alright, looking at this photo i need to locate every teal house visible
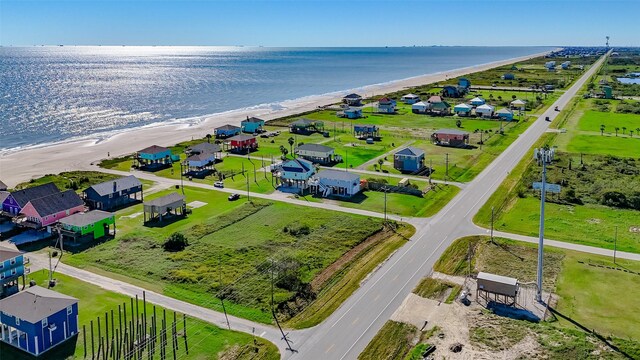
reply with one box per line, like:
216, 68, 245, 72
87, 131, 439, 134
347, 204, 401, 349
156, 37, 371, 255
135, 145, 178, 170
496, 108, 514, 121
0, 242, 24, 299
241, 117, 265, 134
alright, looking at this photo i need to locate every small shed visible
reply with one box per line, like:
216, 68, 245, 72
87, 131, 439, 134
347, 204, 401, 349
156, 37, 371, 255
411, 101, 431, 114
58, 210, 115, 243
143, 193, 186, 224
476, 272, 518, 305
0, 286, 79, 356
475, 104, 495, 118
470, 97, 485, 106
454, 103, 472, 116
401, 93, 420, 104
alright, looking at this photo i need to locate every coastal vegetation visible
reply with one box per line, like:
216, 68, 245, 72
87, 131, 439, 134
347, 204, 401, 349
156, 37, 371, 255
62, 186, 413, 326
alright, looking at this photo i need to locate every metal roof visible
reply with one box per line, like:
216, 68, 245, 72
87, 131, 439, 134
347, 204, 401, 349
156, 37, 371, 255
243, 117, 264, 123
9, 183, 61, 208
144, 193, 185, 207
228, 134, 255, 142
0, 180, 6, 190
186, 152, 215, 162
216, 124, 240, 131
396, 146, 425, 157
0, 242, 21, 262
343, 93, 362, 99
281, 158, 314, 173
59, 210, 114, 228
433, 128, 470, 136
0, 286, 77, 323
86, 175, 142, 197
138, 145, 170, 154
497, 108, 513, 114
188, 142, 221, 154
291, 118, 318, 126
296, 143, 334, 153
28, 190, 84, 217
317, 169, 360, 182
476, 104, 495, 110
402, 93, 419, 98
477, 272, 518, 286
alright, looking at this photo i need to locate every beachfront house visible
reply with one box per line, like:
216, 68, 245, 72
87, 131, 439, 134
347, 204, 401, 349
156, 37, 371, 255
309, 170, 361, 198
1, 183, 60, 217
338, 107, 362, 119
561, 61, 571, 70
545, 61, 556, 71
458, 78, 471, 89
0, 286, 79, 356
274, 158, 316, 194
135, 145, 177, 171
58, 210, 115, 243
401, 93, 420, 104
342, 93, 363, 106
431, 129, 470, 148
412, 101, 431, 114
377, 97, 396, 113
430, 101, 451, 115
290, 119, 324, 135
502, 73, 515, 80
241, 117, 265, 134
0, 242, 24, 299
475, 104, 495, 118
394, 147, 425, 173
15, 190, 84, 231
441, 85, 463, 98
226, 134, 258, 154
510, 99, 526, 110
454, 103, 472, 116
83, 175, 143, 211
295, 144, 340, 165
354, 124, 380, 139
496, 108, 514, 121
214, 124, 241, 139
143, 193, 186, 224
470, 97, 485, 107
184, 152, 217, 176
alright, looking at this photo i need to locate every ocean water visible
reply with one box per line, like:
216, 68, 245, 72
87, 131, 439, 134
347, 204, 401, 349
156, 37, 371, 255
0, 46, 553, 151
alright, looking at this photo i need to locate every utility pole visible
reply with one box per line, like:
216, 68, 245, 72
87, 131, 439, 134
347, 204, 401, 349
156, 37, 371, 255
179, 162, 184, 195
383, 187, 388, 224
246, 176, 250, 202
445, 153, 449, 184
535, 147, 551, 303
490, 207, 495, 243
429, 159, 433, 185
270, 258, 295, 353
219, 254, 230, 330
614, 225, 618, 264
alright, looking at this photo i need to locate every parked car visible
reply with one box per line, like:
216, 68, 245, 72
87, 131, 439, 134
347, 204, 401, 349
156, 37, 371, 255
545, 116, 551, 121
554, 106, 560, 111
366, 137, 374, 144
228, 193, 240, 201
214, 181, 224, 188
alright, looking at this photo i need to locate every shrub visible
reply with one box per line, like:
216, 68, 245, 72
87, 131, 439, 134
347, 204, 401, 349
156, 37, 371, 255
163, 232, 189, 252
601, 191, 628, 208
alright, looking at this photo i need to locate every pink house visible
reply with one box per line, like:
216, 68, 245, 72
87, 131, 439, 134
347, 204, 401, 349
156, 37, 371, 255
19, 190, 85, 229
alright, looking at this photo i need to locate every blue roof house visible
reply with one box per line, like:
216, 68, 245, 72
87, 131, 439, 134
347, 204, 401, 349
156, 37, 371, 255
453, 103, 472, 116
458, 78, 471, 89
339, 107, 362, 119
470, 97, 486, 106
394, 147, 426, 173
441, 85, 462, 98
275, 158, 316, 194
241, 117, 265, 134
0, 286, 79, 356
502, 73, 516, 80
0, 242, 24, 299
214, 124, 241, 138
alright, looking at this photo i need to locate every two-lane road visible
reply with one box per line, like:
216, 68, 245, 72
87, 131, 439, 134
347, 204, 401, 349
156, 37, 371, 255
286, 54, 607, 359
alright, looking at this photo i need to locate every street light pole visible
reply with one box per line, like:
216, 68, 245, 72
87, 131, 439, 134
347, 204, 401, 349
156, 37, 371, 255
614, 225, 618, 264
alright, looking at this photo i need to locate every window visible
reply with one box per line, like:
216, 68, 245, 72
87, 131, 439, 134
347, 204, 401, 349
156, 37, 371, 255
42, 318, 48, 328
0, 273, 4, 279
10, 258, 16, 265
15, 317, 20, 325
67, 306, 73, 315
11, 269, 16, 275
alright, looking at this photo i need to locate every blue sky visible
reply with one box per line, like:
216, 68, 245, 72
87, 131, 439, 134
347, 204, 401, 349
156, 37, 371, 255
1, 0, 638, 47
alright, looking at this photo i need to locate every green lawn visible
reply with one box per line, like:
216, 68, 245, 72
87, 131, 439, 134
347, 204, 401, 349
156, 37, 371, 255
412, 278, 460, 304
566, 134, 640, 158
358, 321, 421, 360
18, 270, 279, 360
496, 197, 640, 253
62, 185, 403, 326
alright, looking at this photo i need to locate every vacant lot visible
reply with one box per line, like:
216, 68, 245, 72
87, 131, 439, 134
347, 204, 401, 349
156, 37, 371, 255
63, 186, 411, 326
15, 270, 279, 360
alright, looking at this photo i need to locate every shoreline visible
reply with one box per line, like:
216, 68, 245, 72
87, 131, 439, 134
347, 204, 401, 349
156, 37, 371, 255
0, 50, 552, 187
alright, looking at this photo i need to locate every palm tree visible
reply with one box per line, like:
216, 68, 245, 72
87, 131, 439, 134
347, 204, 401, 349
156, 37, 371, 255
615, 127, 620, 137
456, 119, 462, 128
205, 133, 212, 143
622, 127, 627, 135
378, 158, 384, 171
287, 137, 295, 155
630, 130, 634, 137
373, 164, 378, 171
600, 124, 605, 135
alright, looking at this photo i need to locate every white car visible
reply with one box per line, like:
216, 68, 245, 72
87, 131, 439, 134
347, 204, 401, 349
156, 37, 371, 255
214, 181, 224, 188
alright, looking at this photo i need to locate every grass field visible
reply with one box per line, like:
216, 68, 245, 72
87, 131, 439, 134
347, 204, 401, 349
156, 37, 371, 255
358, 321, 421, 360
61, 185, 410, 326
11, 270, 279, 360
412, 278, 460, 304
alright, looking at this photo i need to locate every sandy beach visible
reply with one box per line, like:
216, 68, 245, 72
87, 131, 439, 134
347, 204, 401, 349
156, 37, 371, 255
0, 50, 550, 187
